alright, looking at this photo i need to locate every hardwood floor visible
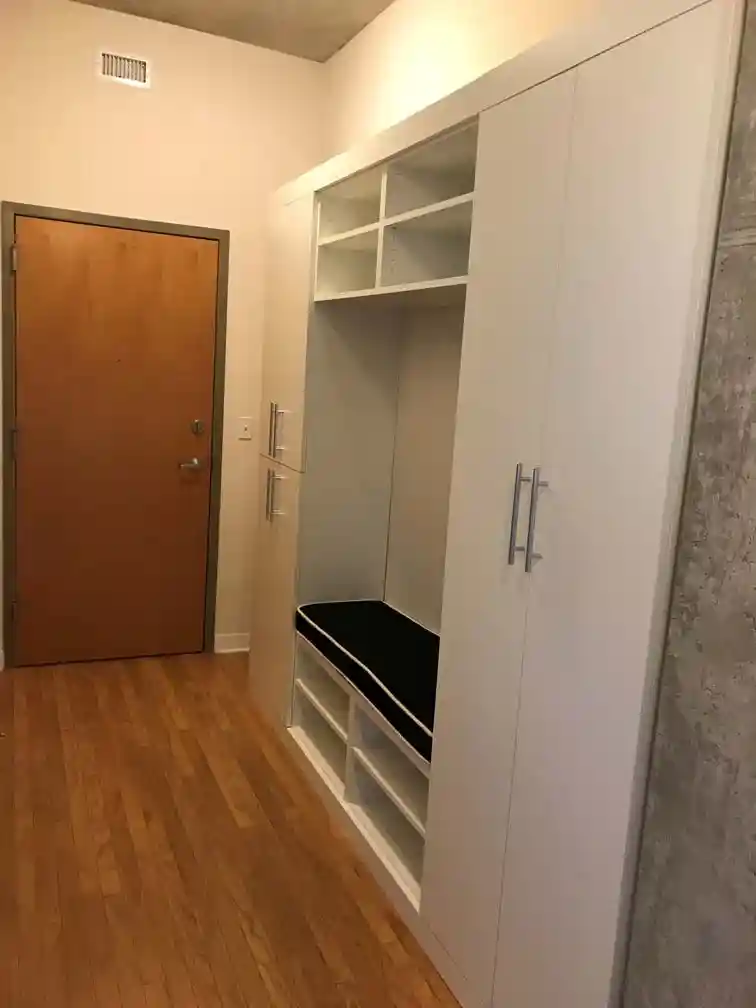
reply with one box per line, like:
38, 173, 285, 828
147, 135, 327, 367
0, 653, 459, 1007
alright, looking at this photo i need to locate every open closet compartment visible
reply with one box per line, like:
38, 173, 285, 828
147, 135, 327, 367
291, 296, 464, 905
290, 123, 476, 905
314, 122, 477, 302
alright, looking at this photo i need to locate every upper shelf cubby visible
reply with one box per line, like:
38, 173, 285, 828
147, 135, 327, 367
314, 120, 478, 305
315, 228, 379, 299
380, 196, 473, 287
384, 124, 478, 218
318, 167, 384, 239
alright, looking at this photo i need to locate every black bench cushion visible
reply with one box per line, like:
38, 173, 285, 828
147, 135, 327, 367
295, 600, 439, 762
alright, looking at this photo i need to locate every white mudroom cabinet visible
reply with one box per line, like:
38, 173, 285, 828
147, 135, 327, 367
248, 2, 743, 1007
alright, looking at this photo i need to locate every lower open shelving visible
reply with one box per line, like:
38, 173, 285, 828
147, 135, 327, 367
288, 631, 433, 908
352, 741, 428, 836
290, 687, 347, 797
347, 762, 425, 903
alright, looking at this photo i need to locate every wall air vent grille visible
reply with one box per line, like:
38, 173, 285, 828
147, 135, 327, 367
100, 52, 149, 88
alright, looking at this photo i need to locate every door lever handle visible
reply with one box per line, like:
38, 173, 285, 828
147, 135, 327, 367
178, 457, 203, 471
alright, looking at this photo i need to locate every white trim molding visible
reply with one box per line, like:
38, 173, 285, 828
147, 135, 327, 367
214, 633, 250, 654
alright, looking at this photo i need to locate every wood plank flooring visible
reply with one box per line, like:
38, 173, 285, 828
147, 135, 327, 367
0, 653, 459, 1008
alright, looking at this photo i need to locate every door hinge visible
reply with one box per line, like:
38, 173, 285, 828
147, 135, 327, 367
10, 427, 18, 461
9, 600, 17, 624
9, 244, 18, 274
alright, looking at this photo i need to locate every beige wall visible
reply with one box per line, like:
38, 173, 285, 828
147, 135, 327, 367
325, 0, 600, 152
0, 0, 326, 645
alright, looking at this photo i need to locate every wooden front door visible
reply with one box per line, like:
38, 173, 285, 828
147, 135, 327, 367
10, 215, 221, 666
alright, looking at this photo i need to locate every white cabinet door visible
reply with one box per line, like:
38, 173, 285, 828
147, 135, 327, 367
421, 71, 577, 1008
493, 6, 736, 1008
260, 194, 314, 473
248, 460, 300, 726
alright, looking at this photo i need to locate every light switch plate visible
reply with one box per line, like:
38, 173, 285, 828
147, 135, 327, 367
238, 417, 253, 441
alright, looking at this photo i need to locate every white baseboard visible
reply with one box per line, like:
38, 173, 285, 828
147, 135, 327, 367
214, 633, 250, 654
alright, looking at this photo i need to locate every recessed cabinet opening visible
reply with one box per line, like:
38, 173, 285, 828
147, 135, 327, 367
298, 298, 464, 642
293, 294, 463, 899
291, 121, 475, 913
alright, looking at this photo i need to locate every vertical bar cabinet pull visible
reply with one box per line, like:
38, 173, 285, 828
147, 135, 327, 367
264, 468, 273, 522
269, 472, 286, 520
524, 466, 549, 573
508, 463, 529, 565
268, 402, 277, 457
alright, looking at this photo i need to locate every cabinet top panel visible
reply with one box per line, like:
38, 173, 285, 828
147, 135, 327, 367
277, 0, 725, 206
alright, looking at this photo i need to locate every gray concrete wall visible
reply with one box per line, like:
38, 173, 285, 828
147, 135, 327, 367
624, 5, 756, 1006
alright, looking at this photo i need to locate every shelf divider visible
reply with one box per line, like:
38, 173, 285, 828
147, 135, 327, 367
317, 221, 381, 248
382, 191, 473, 229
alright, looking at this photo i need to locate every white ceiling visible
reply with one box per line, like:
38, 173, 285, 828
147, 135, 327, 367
72, 0, 395, 61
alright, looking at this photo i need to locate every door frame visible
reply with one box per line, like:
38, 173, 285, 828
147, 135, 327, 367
0, 202, 230, 666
